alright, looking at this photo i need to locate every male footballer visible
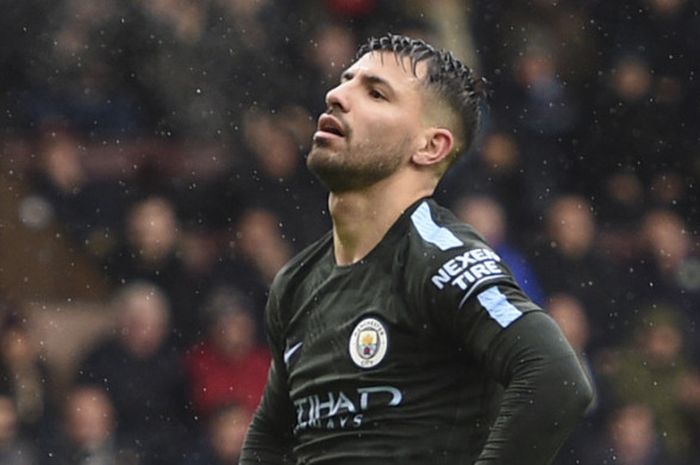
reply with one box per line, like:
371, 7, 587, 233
240, 33, 593, 465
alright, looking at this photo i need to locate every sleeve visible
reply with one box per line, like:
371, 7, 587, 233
239, 285, 296, 465
424, 246, 593, 465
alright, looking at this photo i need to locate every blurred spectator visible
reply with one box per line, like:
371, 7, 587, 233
0, 311, 54, 439
595, 173, 647, 293
598, 171, 646, 233
230, 208, 294, 286
582, 404, 678, 465
548, 293, 591, 357
437, 130, 536, 233
533, 195, 626, 344
300, 21, 359, 113
21, 0, 147, 134
31, 128, 127, 248
184, 286, 270, 418
0, 395, 37, 465
547, 293, 601, 465
182, 402, 252, 465
45, 385, 140, 465
641, 210, 692, 274
547, 293, 597, 412
592, 0, 698, 119
452, 194, 545, 304
238, 108, 328, 249
0, 0, 59, 132
649, 171, 688, 212
76, 282, 190, 465
512, 46, 578, 137
634, 209, 700, 354
105, 196, 203, 344
316, 0, 416, 39
599, 306, 700, 463
136, 0, 225, 138
472, 0, 595, 198
211, 207, 294, 326
585, 54, 661, 181
116, 196, 180, 271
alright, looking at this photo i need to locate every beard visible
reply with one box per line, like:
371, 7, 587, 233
306, 135, 410, 193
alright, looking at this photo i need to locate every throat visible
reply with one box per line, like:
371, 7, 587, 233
327, 174, 435, 266
329, 191, 400, 266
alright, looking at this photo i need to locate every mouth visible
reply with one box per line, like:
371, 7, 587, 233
315, 114, 346, 139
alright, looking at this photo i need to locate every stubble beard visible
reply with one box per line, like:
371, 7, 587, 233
306, 137, 409, 193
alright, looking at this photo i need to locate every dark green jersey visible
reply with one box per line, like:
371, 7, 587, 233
241, 198, 592, 465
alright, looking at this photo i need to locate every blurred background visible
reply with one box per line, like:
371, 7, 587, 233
0, 0, 699, 464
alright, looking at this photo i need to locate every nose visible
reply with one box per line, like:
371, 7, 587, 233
325, 81, 350, 113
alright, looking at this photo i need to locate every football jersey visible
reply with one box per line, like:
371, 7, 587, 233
242, 197, 587, 465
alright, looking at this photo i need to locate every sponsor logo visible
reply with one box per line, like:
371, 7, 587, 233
431, 248, 505, 292
283, 341, 303, 366
293, 386, 402, 432
349, 318, 388, 368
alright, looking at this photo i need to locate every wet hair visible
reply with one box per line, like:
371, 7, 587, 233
356, 33, 488, 160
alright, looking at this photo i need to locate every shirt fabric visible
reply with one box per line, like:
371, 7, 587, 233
241, 198, 592, 465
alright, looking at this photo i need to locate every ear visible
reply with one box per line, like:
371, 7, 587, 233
412, 128, 454, 167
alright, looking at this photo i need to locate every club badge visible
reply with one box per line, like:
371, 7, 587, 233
349, 317, 388, 369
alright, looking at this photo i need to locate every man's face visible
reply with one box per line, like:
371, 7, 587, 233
307, 51, 427, 192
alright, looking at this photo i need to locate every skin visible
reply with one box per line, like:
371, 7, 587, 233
307, 51, 455, 266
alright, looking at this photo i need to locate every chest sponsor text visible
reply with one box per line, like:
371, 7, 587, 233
293, 385, 402, 433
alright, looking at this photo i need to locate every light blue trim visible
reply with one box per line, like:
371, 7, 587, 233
476, 287, 523, 328
458, 275, 507, 308
410, 202, 463, 251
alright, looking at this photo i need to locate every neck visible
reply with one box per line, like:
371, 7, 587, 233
329, 175, 434, 266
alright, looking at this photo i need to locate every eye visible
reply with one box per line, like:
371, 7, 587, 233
369, 89, 386, 100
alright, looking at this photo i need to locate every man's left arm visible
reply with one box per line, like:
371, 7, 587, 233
467, 288, 594, 464
417, 235, 593, 463
428, 274, 593, 465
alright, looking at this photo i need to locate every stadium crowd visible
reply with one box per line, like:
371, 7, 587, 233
0, 0, 699, 464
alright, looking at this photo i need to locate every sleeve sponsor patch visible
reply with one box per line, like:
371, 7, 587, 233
431, 248, 507, 300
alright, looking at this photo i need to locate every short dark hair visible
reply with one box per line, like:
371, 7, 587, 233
356, 33, 488, 158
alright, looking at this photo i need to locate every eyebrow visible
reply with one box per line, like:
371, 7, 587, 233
341, 71, 395, 93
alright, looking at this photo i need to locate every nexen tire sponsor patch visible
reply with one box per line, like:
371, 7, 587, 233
431, 248, 506, 294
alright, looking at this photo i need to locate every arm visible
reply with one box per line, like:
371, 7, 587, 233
239, 359, 296, 464
473, 309, 593, 464
240, 286, 296, 465
416, 225, 592, 463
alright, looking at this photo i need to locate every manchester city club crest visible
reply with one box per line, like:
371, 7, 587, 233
349, 317, 388, 368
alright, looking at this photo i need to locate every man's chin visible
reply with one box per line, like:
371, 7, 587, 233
307, 149, 361, 192
307, 149, 340, 189
306, 145, 400, 193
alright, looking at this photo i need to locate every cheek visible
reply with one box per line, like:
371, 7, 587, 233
357, 113, 416, 146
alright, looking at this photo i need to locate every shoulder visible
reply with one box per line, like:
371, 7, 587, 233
407, 199, 490, 252
265, 231, 333, 337
269, 230, 333, 298
405, 198, 500, 270
403, 199, 516, 303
